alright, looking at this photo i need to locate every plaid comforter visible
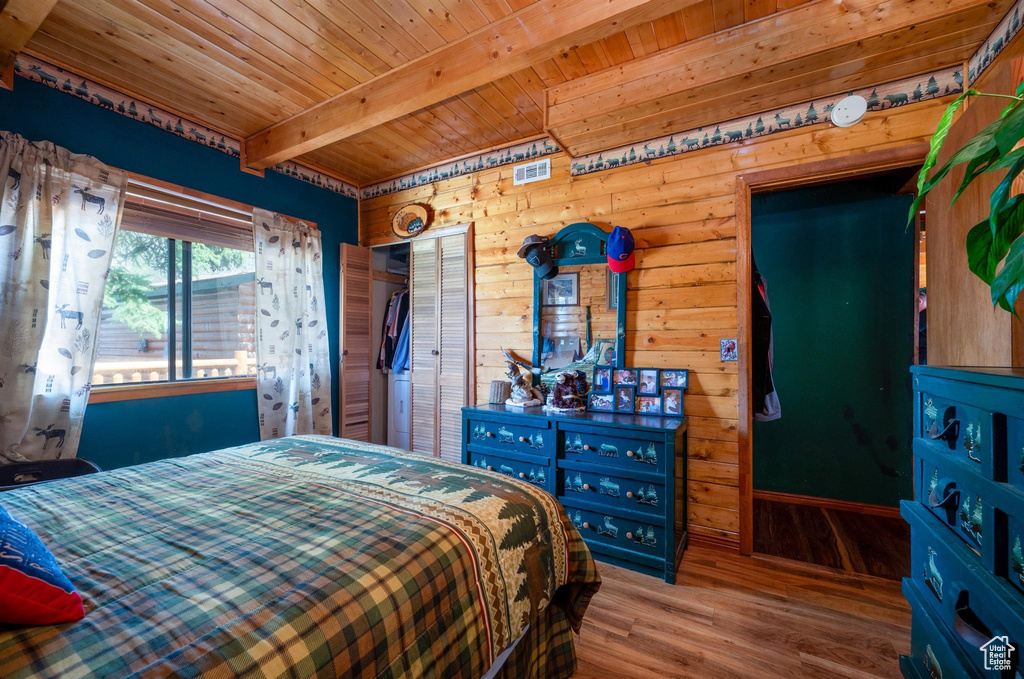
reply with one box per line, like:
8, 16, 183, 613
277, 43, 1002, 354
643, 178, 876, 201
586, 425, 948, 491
0, 436, 600, 678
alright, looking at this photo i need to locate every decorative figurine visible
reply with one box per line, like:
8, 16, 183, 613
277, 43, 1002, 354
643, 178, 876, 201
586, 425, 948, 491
545, 370, 588, 412
501, 348, 544, 408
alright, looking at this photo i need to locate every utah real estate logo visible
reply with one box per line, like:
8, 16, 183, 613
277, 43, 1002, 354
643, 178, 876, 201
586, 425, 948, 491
980, 635, 1016, 671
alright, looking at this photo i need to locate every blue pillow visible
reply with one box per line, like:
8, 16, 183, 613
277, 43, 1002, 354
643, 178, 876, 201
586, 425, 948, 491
0, 504, 84, 625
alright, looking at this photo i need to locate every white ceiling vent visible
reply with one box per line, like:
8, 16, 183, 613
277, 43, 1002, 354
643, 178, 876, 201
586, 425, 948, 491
513, 158, 551, 186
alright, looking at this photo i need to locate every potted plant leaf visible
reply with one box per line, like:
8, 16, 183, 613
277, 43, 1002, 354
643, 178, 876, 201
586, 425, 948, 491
910, 82, 1024, 315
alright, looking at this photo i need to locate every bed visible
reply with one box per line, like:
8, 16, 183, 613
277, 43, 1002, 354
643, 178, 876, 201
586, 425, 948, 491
0, 435, 601, 678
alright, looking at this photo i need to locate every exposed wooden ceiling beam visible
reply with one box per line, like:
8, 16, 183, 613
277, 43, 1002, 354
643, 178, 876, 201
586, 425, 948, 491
0, 0, 60, 90
243, 0, 702, 169
545, 0, 1005, 157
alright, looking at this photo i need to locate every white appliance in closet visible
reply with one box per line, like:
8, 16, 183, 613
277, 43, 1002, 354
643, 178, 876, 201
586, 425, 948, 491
387, 370, 410, 450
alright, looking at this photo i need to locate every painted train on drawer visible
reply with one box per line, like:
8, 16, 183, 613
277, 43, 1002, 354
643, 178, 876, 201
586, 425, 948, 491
901, 367, 1024, 678
463, 404, 687, 582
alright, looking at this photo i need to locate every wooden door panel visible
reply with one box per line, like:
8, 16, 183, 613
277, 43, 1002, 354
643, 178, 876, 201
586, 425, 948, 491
339, 243, 372, 441
410, 238, 439, 455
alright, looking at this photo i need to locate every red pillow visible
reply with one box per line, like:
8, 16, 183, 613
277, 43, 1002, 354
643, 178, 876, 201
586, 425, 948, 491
0, 504, 84, 625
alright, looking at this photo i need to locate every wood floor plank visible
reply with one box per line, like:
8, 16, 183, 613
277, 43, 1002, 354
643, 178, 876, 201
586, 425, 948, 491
574, 547, 908, 679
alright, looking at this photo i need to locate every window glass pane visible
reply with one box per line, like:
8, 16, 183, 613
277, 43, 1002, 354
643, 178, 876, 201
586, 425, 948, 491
190, 243, 256, 379
95, 230, 171, 385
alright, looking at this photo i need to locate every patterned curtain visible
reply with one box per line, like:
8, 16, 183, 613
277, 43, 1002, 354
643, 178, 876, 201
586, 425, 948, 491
252, 208, 332, 439
0, 132, 126, 462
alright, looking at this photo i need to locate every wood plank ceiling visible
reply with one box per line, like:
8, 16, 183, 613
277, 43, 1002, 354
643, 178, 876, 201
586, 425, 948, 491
21, 0, 994, 186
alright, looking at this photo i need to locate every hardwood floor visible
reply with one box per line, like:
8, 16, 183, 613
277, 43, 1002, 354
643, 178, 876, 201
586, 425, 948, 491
574, 546, 909, 679
753, 498, 911, 580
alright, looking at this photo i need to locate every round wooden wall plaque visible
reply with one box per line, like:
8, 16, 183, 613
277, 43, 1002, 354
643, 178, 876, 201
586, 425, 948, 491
391, 204, 429, 239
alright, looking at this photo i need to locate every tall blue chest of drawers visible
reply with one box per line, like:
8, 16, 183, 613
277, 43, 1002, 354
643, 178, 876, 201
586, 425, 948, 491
462, 404, 688, 583
902, 366, 1024, 678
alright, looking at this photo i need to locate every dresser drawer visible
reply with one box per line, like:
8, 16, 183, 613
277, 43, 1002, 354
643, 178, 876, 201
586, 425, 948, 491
567, 505, 664, 560
467, 450, 552, 493
918, 455, 985, 555
558, 426, 665, 473
905, 501, 1024, 676
917, 391, 994, 474
557, 466, 664, 519
903, 578, 986, 679
467, 417, 551, 456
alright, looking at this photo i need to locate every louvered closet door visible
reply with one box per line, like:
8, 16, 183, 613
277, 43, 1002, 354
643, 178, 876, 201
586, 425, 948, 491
410, 238, 439, 456
339, 244, 372, 441
437, 234, 468, 463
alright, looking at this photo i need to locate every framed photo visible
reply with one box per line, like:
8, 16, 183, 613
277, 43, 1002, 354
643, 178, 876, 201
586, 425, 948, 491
542, 272, 579, 306
662, 388, 683, 416
614, 385, 635, 412
613, 368, 637, 386
660, 369, 689, 390
593, 365, 613, 393
606, 269, 619, 310
589, 392, 614, 412
637, 368, 659, 395
636, 395, 662, 414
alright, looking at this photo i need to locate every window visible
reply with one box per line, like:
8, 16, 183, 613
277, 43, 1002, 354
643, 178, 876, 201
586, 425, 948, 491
93, 186, 257, 388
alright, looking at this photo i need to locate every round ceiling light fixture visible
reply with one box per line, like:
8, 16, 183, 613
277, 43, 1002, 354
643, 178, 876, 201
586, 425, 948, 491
831, 95, 869, 128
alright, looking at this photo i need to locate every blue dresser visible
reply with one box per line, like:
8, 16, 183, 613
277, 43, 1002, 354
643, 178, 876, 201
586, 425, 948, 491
902, 367, 1024, 678
462, 404, 688, 582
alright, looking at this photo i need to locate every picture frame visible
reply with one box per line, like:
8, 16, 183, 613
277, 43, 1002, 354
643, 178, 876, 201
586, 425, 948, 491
592, 365, 613, 393
614, 385, 636, 412
588, 392, 614, 412
636, 395, 662, 415
660, 369, 689, 390
637, 368, 659, 395
662, 388, 683, 416
542, 272, 579, 306
606, 269, 619, 310
613, 367, 637, 386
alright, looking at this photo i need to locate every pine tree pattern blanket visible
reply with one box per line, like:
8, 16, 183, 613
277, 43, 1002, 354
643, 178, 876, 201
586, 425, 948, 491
0, 435, 601, 678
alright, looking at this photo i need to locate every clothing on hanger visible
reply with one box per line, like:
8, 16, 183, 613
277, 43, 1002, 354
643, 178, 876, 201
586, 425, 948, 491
392, 314, 410, 373
378, 288, 409, 371
752, 257, 781, 421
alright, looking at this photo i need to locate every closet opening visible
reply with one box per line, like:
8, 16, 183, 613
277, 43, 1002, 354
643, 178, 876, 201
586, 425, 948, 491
746, 168, 922, 580
370, 243, 411, 449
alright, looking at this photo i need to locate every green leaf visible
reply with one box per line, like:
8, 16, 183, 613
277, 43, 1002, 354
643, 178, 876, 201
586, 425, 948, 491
908, 89, 978, 225
990, 150, 1024, 235
991, 233, 1024, 314
952, 147, 1001, 204
967, 194, 1024, 284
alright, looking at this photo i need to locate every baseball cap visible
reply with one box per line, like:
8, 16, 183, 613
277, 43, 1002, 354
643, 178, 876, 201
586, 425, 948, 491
607, 226, 635, 273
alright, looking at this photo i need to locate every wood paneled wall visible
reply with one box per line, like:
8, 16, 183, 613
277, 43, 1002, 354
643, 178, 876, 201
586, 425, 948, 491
928, 40, 1024, 366
360, 98, 949, 545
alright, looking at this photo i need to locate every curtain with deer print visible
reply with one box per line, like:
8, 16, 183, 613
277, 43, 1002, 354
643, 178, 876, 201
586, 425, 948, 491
252, 208, 332, 439
0, 132, 126, 463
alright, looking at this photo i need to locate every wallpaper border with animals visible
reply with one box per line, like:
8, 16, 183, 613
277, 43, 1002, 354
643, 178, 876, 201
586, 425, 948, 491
359, 136, 561, 200
568, 66, 964, 177
13, 54, 359, 201
968, 0, 1023, 84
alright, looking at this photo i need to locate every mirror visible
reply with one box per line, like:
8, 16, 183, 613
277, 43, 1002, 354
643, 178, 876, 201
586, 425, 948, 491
539, 265, 617, 370
531, 223, 627, 383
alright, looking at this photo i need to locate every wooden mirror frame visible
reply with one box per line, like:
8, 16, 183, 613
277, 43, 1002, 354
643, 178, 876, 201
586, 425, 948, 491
531, 222, 627, 376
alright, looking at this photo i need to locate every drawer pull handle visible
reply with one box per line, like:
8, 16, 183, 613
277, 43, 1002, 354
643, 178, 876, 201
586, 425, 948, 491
626, 450, 634, 457
582, 483, 590, 491
626, 491, 634, 499
582, 522, 590, 529
626, 532, 634, 540
518, 436, 526, 442
519, 472, 526, 479
486, 432, 494, 438
486, 465, 493, 471
583, 444, 591, 451
928, 478, 960, 510
927, 418, 959, 444
953, 590, 992, 649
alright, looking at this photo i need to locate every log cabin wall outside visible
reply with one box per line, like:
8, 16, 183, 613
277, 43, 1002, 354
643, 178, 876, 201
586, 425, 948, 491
358, 97, 950, 547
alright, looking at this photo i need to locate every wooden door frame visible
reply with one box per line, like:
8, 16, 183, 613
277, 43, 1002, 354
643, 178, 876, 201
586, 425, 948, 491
736, 143, 929, 555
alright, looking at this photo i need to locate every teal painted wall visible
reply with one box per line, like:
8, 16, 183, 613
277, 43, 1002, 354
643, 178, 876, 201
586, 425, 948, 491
751, 177, 915, 507
0, 78, 358, 471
